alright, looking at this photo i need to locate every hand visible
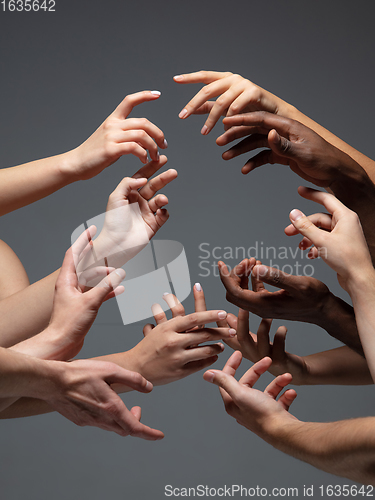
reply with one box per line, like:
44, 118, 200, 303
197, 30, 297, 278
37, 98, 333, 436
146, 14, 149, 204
173, 70, 293, 135
43, 359, 164, 439
218, 258, 331, 324
126, 288, 236, 386
80, 159, 177, 272
285, 186, 374, 291
203, 351, 297, 436
11, 226, 126, 361
224, 310, 309, 385
217, 111, 366, 185
70, 91, 168, 180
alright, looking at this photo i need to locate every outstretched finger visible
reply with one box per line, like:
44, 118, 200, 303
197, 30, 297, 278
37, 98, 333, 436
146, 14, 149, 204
278, 389, 297, 411
239, 356, 273, 388
151, 303, 168, 324
132, 155, 168, 180
112, 91, 162, 119
264, 373, 293, 400
163, 293, 185, 318
138, 169, 178, 201
251, 259, 266, 292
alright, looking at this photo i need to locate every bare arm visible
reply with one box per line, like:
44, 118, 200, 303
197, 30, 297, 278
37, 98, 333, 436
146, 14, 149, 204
205, 352, 375, 485
0, 91, 167, 216
174, 70, 375, 181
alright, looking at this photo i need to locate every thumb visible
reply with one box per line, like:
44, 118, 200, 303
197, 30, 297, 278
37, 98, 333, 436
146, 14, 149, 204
268, 129, 295, 158
289, 208, 324, 246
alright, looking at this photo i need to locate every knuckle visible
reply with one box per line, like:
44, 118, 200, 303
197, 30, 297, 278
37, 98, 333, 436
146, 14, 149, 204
188, 313, 198, 324
216, 95, 227, 108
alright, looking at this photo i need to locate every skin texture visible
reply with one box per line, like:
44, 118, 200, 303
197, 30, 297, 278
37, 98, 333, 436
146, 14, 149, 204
0, 287, 233, 418
224, 310, 372, 386
174, 70, 375, 180
0, 159, 174, 348
218, 257, 363, 354
78, 158, 177, 272
204, 351, 375, 485
0, 346, 162, 439
217, 111, 375, 262
0, 91, 167, 216
285, 187, 375, 382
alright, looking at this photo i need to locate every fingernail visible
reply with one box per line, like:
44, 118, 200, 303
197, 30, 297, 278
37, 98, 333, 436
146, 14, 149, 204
179, 109, 188, 119
163, 292, 169, 296
173, 75, 184, 81
218, 311, 227, 320
163, 139, 168, 148
156, 151, 160, 160
254, 265, 268, 277
201, 125, 208, 135
229, 328, 236, 337
146, 381, 153, 391
195, 282, 202, 292
115, 269, 126, 280
205, 371, 215, 383
290, 209, 304, 221
219, 343, 225, 351
151, 90, 161, 96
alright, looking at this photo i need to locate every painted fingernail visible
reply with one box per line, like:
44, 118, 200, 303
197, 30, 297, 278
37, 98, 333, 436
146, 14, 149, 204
229, 328, 236, 337
205, 371, 215, 382
290, 209, 304, 221
201, 125, 209, 135
195, 282, 202, 292
179, 109, 188, 119
173, 75, 184, 81
163, 139, 168, 148
218, 311, 227, 320
151, 90, 161, 96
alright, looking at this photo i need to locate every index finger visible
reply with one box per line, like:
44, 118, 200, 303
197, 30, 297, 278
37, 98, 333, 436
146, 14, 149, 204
219, 350, 243, 405
112, 91, 162, 119
105, 368, 153, 393
173, 70, 232, 85
171, 310, 228, 332
297, 186, 349, 218
222, 111, 292, 135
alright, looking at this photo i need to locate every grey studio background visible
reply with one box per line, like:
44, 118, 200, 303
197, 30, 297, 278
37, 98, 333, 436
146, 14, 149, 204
1, 1, 375, 499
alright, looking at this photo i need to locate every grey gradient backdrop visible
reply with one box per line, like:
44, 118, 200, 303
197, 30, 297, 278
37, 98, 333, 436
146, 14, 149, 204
1, 1, 375, 499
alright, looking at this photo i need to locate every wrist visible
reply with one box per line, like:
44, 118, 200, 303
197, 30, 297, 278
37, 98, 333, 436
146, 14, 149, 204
53, 149, 83, 184
330, 159, 374, 205
258, 412, 301, 445
346, 267, 375, 299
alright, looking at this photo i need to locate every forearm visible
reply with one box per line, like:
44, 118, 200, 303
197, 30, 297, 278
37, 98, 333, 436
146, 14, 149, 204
0, 351, 136, 419
0, 269, 59, 347
347, 274, 375, 383
316, 292, 363, 354
302, 346, 372, 386
0, 152, 77, 216
262, 417, 375, 485
287, 107, 375, 181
